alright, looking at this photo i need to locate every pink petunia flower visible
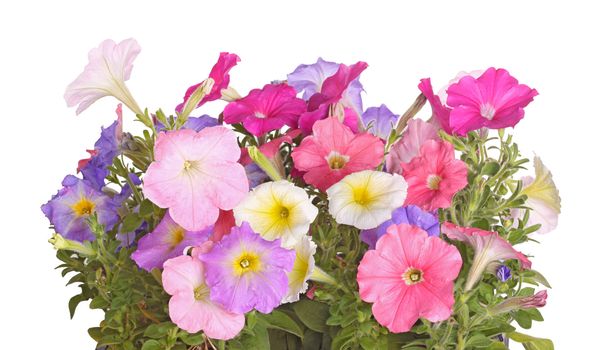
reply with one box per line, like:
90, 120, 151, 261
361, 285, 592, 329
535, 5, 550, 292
162, 243, 245, 339
401, 140, 467, 211
65, 38, 142, 115
386, 118, 439, 175
442, 222, 532, 291
418, 78, 453, 134
357, 224, 462, 333
223, 83, 306, 136
446, 67, 538, 135
292, 117, 384, 192
143, 127, 249, 231
176, 52, 240, 113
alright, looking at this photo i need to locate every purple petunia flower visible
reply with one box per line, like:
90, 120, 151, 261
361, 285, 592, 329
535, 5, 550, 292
496, 265, 512, 282
360, 205, 440, 249
131, 212, 211, 271
361, 104, 400, 140
199, 222, 295, 314
41, 175, 120, 242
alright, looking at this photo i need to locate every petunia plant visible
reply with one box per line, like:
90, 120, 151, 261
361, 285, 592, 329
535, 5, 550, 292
43, 38, 560, 350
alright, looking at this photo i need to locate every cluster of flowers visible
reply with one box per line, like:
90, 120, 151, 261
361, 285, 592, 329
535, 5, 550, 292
43, 38, 560, 347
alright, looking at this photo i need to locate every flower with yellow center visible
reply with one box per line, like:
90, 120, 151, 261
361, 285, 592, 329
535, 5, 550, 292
71, 197, 96, 217
234, 180, 318, 248
282, 235, 317, 303
327, 170, 408, 230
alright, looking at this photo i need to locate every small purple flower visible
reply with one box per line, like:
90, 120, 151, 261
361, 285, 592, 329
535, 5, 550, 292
496, 265, 512, 282
361, 104, 400, 140
41, 175, 120, 242
199, 222, 295, 314
360, 205, 440, 249
131, 212, 211, 271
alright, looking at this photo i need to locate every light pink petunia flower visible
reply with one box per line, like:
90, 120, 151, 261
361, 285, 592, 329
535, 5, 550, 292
442, 222, 532, 291
292, 117, 384, 192
401, 140, 467, 211
357, 224, 462, 333
65, 38, 142, 115
223, 83, 306, 136
162, 243, 245, 339
143, 127, 249, 231
386, 118, 439, 175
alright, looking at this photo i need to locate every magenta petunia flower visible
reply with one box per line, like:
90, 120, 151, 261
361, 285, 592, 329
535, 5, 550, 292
418, 78, 454, 134
176, 52, 240, 113
401, 139, 467, 211
292, 117, 384, 192
386, 118, 439, 175
65, 38, 142, 115
199, 222, 295, 314
162, 243, 245, 339
223, 83, 306, 136
442, 223, 532, 291
131, 212, 212, 271
143, 127, 249, 231
357, 224, 462, 333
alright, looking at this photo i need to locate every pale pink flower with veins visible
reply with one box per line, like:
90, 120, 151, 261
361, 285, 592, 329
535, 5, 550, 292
65, 38, 142, 115
143, 127, 249, 231
386, 118, 439, 174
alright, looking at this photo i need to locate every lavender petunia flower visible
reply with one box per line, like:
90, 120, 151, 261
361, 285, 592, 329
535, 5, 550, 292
361, 104, 400, 140
360, 205, 440, 249
287, 57, 364, 116
131, 212, 212, 271
199, 222, 295, 314
244, 163, 269, 188
496, 265, 512, 282
41, 175, 120, 242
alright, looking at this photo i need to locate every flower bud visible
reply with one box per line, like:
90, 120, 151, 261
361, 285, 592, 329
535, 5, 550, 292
247, 146, 284, 181
48, 233, 96, 257
489, 290, 547, 315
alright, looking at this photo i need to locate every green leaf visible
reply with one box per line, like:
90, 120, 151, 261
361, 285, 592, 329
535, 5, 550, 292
515, 310, 533, 329
261, 310, 305, 339
122, 213, 143, 232
139, 199, 155, 217
292, 299, 330, 333
141, 339, 162, 350
68, 294, 84, 319
465, 333, 493, 348
486, 341, 509, 350
143, 322, 174, 339
89, 296, 109, 309
507, 332, 554, 350
482, 161, 501, 176
180, 332, 205, 345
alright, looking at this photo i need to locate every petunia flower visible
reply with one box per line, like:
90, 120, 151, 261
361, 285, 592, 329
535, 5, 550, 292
357, 224, 462, 333
360, 205, 440, 249
386, 118, 439, 175
282, 235, 317, 303
211, 209, 236, 242
162, 243, 245, 339
401, 139, 468, 211
442, 222, 532, 291
175, 52, 240, 113
327, 170, 407, 230
417, 78, 453, 134
511, 156, 561, 234
143, 127, 249, 231
199, 222, 295, 314
361, 104, 400, 140
223, 83, 306, 136
41, 175, 120, 242
446, 67, 538, 135
65, 38, 143, 115
131, 212, 212, 271
233, 180, 318, 248
292, 117, 384, 192
489, 290, 547, 315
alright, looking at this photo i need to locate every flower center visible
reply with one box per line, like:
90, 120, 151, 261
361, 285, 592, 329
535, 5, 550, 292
480, 103, 496, 120
193, 284, 210, 301
352, 187, 373, 206
427, 174, 442, 190
71, 198, 96, 217
325, 151, 350, 170
402, 267, 424, 285
233, 251, 262, 275
254, 112, 267, 119
280, 207, 289, 218
168, 227, 186, 249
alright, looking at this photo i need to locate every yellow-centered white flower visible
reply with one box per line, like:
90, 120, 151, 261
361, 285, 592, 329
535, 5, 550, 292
327, 170, 408, 230
282, 235, 317, 303
234, 180, 318, 248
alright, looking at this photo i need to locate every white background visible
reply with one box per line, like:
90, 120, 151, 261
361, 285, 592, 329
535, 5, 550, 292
1, 1, 599, 348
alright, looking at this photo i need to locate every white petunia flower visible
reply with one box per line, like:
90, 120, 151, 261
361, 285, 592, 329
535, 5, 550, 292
234, 180, 318, 248
282, 235, 317, 303
327, 170, 407, 230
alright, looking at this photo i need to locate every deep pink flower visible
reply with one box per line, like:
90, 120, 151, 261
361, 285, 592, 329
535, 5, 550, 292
357, 224, 462, 333
292, 117, 384, 191
442, 223, 532, 291
143, 127, 249, 231
446, 67, 538, 135
223, 84, 306, 136
176, 52, 240, 113
162, 243, 245, 339
401, 140, 467, 211
418, 78, 453, 133
386, 118, 439, 175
